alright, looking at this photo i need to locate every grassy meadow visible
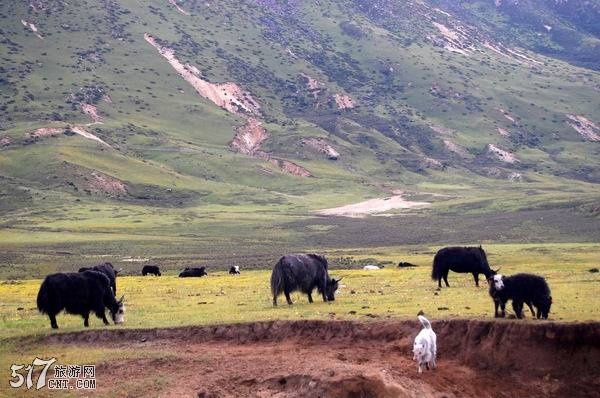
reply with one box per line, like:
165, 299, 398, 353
1, 243, 599, 396
2, 243, 599, 340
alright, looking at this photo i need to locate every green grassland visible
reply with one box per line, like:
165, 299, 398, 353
1, 9, 600, 390
2, 243, 599, 341
0, 243, 599, 396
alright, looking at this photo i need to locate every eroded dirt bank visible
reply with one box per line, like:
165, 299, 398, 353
36, 319, 600, 397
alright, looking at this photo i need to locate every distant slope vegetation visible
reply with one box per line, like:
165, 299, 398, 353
430, 0, 600, 70
0, 0, 599, 257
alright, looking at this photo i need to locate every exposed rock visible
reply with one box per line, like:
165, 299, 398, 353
332, 94, 355, 109
497, 127, 510, 137
145, 33, 260, 116
29, 127, 66, 138
496, 108, 518, 124
21, 20, 44, 40
316, 195, 429, 218
300, 73, 324, 97
565, 114, 600, 142
487, 144, 519, 164
0, 137, 10, 147
429, 21, 472, 55
27, 126, 111, 147
81, 103, 103, 124
429, 125, 454, 135
269, 158, 312, 177
443, 139, 469, 157
168, 0, 189, 15
230, 118, 269, 155
302, 138, 340, 160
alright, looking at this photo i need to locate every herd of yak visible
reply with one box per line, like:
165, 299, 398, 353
35, 246, 552, 329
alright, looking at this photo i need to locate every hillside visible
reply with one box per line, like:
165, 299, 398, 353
0, 0, 599, 274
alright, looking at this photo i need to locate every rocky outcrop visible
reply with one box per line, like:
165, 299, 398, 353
21, 20, 43, 40
269, 158, 312, 177
487, 144, 518, 164
566, 114, 600, 142
145, 33, 261, 116
81, 103, 103, 124
230, 118, 269, 155
168, 0, 189, 15
27, 126, 111, 147
302, 138, 340, 160
332, 93, 355, 109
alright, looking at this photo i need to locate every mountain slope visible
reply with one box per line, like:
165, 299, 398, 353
0, 0, 599, 265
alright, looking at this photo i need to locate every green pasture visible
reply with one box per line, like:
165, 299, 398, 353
0, 243, 599, 397
2, 243, 598, 341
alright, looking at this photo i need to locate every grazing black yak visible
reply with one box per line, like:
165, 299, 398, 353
78, 262, 120, 295
37, 271, 125, 329
142, 265, 161, 276
488, 273, 552, 319
179, 267, 207, 277
229, 266, 240, 275
270, 253, 341, 306
431, 246, 496, 288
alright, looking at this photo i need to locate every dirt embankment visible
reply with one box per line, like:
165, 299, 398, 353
36, 319, 600, 398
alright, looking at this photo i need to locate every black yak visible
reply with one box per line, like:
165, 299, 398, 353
431, 246, 495, 288
488, 273, 552, 319
270, 253, 341, 306
78, 262, 120, 295
37, 271, 125, 329
142, 265, 161, 276
229, 266, 240, 275
179, 267, 207, 277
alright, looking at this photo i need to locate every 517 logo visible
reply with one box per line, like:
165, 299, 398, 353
9, 357, 57, 390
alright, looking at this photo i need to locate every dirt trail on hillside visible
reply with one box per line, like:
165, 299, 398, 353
37, 319, 600, 397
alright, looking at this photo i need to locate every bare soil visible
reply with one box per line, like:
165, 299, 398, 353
36, 319, 600, 397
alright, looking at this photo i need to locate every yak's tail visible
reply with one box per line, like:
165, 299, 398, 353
36, 277, 51, 314
270, 257, 285, 298
431, 255, 443, 281
418, 315, 432, 329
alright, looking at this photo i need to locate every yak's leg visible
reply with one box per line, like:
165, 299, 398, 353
512, 301, 523, 319
284, 290, 293, 305
272, 296, 278, 306
83, 312, 90, 327
473, 273, 479, 287
443, 272, 449, 287
499, 300, 506, 317
494, 299, 500, 318
49, 313, 58, 329
438, 278, 442, 288
307, 291, 314, 303
526, 302, 536, 317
